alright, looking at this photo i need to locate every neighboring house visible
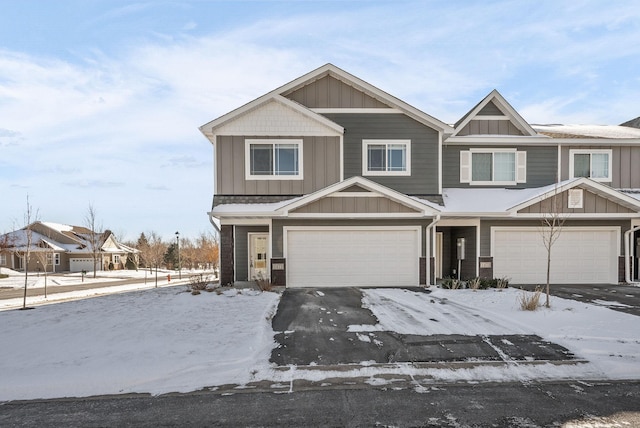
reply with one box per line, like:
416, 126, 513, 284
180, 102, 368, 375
200, 64, 640, 287
0, 221, 139, 273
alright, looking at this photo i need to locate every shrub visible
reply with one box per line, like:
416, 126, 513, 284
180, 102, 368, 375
467, 277, 481, 290
519, 287, 542, 311
496, 277, 510, 289
255, 273, 276, 292
441, 277, 462, 290
0, 274, 8, 279
479, 278, 496, 289
187, 274, 216, 295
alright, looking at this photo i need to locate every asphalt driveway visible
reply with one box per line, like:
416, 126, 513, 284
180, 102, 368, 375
270, 287, 576, 367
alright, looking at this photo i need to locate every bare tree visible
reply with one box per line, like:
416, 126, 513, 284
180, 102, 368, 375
33, 245, 53, 298
141, 232, 167, 287
18, 196, 38, 309
197, 232, 219, 272
539, 184, 567, 308
84, 204, 103, 279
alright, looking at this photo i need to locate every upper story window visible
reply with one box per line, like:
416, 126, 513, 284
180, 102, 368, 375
460, 149, 526, 185
362, 140, 411, 176
245, 139, 303, 180
569, 149, 611, 182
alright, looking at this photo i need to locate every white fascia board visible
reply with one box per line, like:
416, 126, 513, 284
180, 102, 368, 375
200, 95, 343, 139
507, 178, 640, 213
444, 136, 554, 145
452, 90, 537, 137
280, 176, 441, 216
276, 64, 454, 134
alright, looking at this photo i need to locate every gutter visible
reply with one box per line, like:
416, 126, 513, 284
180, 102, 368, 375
624, 225, 640, 284
425, 214, 441, 286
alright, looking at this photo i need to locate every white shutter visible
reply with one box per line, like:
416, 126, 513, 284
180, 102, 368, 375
516, 151, 527, 183
460, 151, 471, 183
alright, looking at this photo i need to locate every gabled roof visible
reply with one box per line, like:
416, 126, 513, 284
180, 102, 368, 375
199, 94, 343, 139
451, 89, 538, 137
507, 178, 640, 214
433, 178, 640, 216
279, 176, 440, 216
200, 64, 454, 139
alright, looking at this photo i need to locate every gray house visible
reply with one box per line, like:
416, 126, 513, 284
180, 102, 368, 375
200, 64, 640, 287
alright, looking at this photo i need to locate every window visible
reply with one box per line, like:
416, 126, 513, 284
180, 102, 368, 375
569, 150, 612, 182
245, 139, 303, 180
54, 253, 60, 265
362, 140, 411, 176
114, 255, 121, 264
0, 254, 6, 265
460, 149, 526, 185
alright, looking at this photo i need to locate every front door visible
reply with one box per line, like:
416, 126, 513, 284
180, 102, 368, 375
249, 233, 268, 280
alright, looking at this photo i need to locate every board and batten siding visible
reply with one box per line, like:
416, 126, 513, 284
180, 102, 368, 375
234, 226, 269, 281
284, 75, 390, 109
560, 145, 640, 188
518, 188, 636, 214
442, 145, 557, 188
291, 196, 418, 214
321, 113, 440, 195
215, 135, 340, 195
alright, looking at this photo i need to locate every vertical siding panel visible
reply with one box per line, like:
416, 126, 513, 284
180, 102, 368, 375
612, 147, 621, 188
498, 121, 508, 135
344, 197, 355, 212
233, 137, 246, 194
479, 120, 489, 134
316, 77, 328, 108
488, 121, 499, 134
584, 191, 596, 212
352, 90, 363, 107
632, 147, 640, 188
619, 146, 630, 188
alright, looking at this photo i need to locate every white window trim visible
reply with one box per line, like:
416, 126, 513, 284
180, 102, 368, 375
0, 254, 6, 265
569, 149, 612, 182
461, 148, 525, 185
245, 139, 304, 180
362, 139, 411, 176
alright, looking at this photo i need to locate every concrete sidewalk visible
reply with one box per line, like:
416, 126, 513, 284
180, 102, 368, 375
271, 288, 578, 367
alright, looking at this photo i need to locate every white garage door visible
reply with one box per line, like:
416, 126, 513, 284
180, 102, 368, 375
70, 258, 95, 273
286, 227, 420, 287
493, 228, 619, 284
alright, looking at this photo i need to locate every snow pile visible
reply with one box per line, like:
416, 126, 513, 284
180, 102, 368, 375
0, 287, 280, 401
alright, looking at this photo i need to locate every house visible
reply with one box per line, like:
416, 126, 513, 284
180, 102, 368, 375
0, 221, 139, 273
199, 64, 640, 287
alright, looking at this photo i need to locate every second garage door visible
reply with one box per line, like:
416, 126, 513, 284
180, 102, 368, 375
286, 227, 420, 287
492, 227, 619, 284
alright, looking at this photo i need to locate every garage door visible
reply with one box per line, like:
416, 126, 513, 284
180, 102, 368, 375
286, 227, 420, 287
493, 228, 618, 284
70, 258, 95, 273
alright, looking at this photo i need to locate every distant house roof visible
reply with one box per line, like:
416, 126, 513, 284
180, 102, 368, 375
532, 124, 640, 139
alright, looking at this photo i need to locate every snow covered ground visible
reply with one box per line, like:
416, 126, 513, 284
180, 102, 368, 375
0, 285, 639, 401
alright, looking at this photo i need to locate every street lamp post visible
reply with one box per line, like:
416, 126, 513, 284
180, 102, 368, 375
175, 231, 181, 280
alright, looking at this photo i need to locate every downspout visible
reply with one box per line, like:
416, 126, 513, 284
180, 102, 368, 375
425, 214, 441, 287
624, 225, 640, 284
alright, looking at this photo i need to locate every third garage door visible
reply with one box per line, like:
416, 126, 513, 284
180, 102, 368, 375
492, 227, 618, 284
286, 227, 420, 287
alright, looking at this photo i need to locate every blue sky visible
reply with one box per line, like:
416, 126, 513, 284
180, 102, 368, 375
1, 0, 639, 241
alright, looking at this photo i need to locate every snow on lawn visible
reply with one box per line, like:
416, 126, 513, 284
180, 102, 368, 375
1, 285, 639, 401
349, 288, 640, 381
0, 286, 280, 401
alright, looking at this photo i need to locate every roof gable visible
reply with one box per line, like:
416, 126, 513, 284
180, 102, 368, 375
283, 74, 391, 109
509, 178, 640, 214
200, 64, 454, 140
281, 176, 440, 217
452, 90, 537, 137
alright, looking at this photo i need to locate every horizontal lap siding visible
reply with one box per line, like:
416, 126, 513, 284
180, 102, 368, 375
442, 145, 557, 188
322, 113, 439, 195
561, 146, 640, 188
216, 135, 340, 195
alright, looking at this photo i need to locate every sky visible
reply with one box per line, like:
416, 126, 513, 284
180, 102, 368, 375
1, 0, 639, 242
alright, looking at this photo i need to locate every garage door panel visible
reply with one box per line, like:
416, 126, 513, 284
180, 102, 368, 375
287, 228, 419, 287
493, 228, 617, 285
